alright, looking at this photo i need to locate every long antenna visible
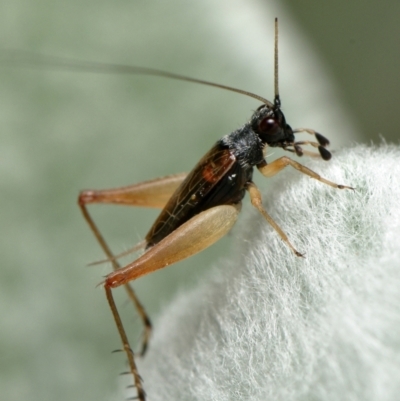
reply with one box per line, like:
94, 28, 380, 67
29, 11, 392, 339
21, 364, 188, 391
1, 49, 274, 107
274, 17, 280, 107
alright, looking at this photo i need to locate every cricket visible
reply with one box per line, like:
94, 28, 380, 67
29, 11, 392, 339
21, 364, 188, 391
1, 17, 351, 400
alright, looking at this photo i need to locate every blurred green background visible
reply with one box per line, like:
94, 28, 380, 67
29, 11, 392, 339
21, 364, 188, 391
0, 1, 398, 400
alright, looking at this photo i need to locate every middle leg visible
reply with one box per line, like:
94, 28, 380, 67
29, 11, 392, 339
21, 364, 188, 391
246, 181, 303, 257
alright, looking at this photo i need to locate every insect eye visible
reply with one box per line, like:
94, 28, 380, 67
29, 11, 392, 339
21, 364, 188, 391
259, 117, 281, 136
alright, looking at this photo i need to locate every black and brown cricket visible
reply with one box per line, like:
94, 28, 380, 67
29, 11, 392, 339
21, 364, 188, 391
7, 19, 352, 400
78, 20, 353, 400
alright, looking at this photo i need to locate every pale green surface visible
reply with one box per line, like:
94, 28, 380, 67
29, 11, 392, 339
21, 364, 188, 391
137, 144, 400, 401
0, 1, 396, 400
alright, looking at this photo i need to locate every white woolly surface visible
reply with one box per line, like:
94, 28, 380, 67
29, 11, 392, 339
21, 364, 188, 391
129, 144, 400, 401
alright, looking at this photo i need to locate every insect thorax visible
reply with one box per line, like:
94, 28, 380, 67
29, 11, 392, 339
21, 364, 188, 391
220, 124, 265, 169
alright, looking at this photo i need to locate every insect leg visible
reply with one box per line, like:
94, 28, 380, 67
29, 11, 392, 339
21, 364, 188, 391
78, 200, 152, 356
79, 172, 187, 209
102, 204, 240, 400
105, 285, 146, 401
104, 204, 241, 287
78, 173, 187, 356
246, 181, 303, 257
257, 157, 353, 189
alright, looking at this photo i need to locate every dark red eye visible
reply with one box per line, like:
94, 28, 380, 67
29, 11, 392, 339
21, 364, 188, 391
259, 117, 280, 136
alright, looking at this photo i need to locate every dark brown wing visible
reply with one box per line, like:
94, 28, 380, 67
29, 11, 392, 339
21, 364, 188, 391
145, 142, 236, 247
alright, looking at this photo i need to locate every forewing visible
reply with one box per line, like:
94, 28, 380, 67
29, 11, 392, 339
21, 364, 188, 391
145, 143, 236, 245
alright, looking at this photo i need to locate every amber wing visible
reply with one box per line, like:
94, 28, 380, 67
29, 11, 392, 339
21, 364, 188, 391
145, 143, 237, 247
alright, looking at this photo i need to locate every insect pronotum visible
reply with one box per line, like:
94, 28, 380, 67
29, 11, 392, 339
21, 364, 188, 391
6, 18, 352, 400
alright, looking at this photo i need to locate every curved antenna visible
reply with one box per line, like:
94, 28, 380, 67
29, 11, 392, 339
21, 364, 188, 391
274, 18, 281, 108
1, 49, 274, 107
